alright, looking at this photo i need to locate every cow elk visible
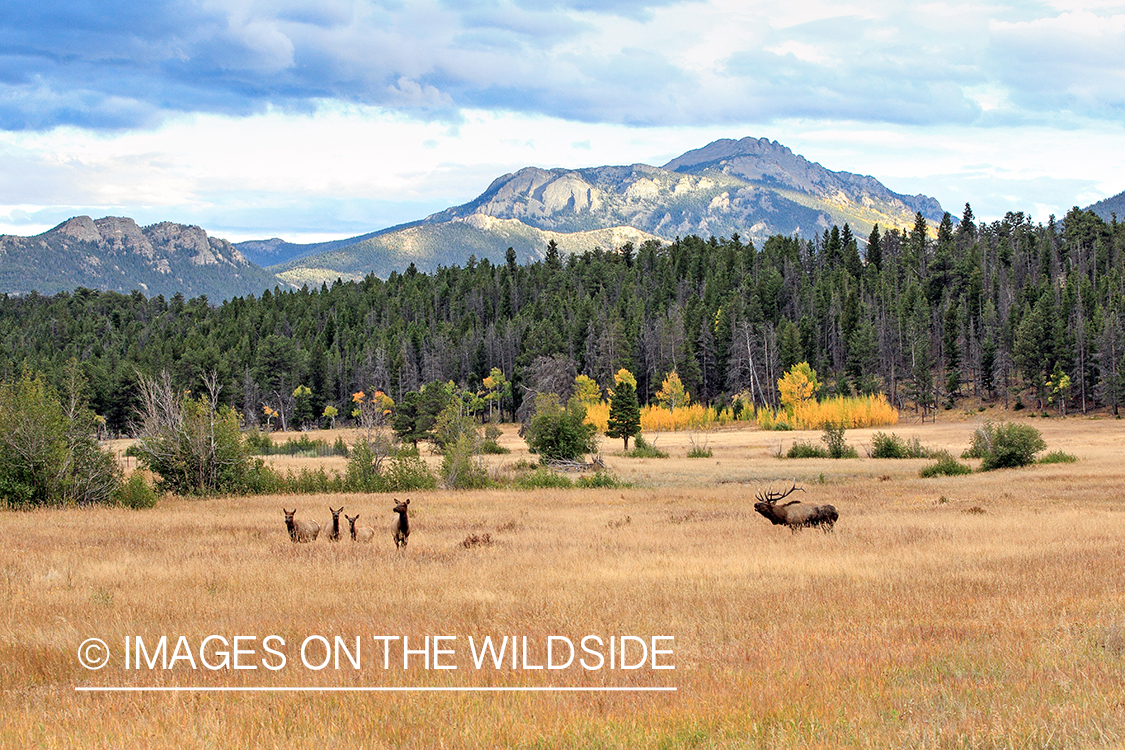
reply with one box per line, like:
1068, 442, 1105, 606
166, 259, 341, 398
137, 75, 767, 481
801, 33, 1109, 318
326, 506, 344, 542
346, 513, 374, 543
283, 508, 321, 542
754, 483, 838, 531
393, 498, 411, 549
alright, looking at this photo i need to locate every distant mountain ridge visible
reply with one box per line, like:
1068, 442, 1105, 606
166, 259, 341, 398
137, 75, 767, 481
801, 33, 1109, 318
1087, 190, 1125, 222
0, 136, 954, 298
0, 216, 279, 300
263, 136, 946, 284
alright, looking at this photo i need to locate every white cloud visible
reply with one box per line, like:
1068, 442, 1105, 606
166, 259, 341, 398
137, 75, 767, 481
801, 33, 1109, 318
1, 0, 1124, 240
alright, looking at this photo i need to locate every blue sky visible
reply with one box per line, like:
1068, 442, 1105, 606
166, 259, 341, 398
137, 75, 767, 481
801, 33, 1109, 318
1, 0, 1123, 242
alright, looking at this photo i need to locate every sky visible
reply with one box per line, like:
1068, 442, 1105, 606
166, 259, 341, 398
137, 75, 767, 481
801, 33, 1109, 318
1, 0, 1123, 243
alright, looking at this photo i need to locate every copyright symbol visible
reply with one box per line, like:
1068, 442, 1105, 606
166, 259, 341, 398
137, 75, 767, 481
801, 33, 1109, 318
78, 638, 110, 670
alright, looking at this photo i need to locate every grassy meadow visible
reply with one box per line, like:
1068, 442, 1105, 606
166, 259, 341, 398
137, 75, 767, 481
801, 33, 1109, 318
2, 415, 1125, 748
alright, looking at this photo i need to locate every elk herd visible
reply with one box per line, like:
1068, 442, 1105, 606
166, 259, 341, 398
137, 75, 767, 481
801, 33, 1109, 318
284, 484, 835, 548
284, 499, 411, 547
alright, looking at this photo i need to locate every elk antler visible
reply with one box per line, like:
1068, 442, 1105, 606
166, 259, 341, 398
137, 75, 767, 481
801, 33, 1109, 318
755, 482, 805, 505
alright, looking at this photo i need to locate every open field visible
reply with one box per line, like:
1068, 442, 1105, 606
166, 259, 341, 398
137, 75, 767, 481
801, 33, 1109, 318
4, 417, 1125, 748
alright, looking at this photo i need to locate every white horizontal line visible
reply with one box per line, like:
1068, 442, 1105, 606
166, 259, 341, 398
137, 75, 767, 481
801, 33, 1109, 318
76, 686, 676, 693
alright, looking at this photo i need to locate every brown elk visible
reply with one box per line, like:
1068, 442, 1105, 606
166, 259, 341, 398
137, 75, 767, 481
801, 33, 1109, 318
345, 513, 374, 543
283, 508, 321, 542
393, 498, 410, 548
754, 484, 838, 531
326, 506, 344, 542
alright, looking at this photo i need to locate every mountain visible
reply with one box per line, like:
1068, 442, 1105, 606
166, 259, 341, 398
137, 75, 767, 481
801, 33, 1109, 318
269, 136, 945, 284
268, 218, 663, 286
1087, 190, 1125, 222
0, 216, 281, 300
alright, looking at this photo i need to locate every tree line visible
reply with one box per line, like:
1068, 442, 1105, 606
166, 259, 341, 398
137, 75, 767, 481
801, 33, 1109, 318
0, 204, 1122, 435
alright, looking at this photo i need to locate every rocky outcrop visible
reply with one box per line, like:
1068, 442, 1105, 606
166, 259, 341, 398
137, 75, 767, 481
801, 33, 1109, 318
0, 217, 279, 299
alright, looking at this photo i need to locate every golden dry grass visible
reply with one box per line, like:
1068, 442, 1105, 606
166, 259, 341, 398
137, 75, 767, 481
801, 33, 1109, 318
5, 416, 1125, 748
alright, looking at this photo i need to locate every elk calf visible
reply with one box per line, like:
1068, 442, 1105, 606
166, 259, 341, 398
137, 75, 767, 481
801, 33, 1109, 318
283, 508, 321, 542
754, 484, 838, 531
345, 514, 374, 543
392, 498, 411, 549
327, 506, 344, 542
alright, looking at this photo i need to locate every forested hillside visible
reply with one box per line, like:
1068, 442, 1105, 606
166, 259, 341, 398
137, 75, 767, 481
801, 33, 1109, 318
0, 205, 1121, 435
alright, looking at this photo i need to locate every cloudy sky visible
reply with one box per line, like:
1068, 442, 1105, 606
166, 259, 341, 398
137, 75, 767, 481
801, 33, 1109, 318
1, 0, 1123, 242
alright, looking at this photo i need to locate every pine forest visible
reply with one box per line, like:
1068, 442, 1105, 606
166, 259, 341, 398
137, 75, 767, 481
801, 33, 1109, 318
1, 204, 1122, 435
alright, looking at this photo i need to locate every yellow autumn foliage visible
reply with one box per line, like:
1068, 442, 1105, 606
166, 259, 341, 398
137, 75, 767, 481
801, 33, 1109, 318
585, 401, 756, 432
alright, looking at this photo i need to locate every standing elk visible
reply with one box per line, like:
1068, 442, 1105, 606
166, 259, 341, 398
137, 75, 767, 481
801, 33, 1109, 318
283, 508, 321, 542
345, 513, 374, 543
326, 506, 344, 542
393, 498, 411, 549
754, 484, 838, 531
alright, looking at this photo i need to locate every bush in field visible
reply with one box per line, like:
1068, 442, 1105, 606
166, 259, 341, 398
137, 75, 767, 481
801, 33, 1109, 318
624, 434, 668, 458
113, 473, 158, 509
576, 471, 629, 489
870, 432, 932, 459
514, 467, 574, 490
343, 438, 437, 491
822, 422, 858, 458
130, 372, 250, 495
480, 422, 509, 454
919, 450, 973, 477
441, 435, 492, 489
382, 454, 437, 491
0, 365, 122, 508
686, 433, 712, 458
525, 394, 598, 462
245, 432, 348, 457
962, 421, 1046, 470
786, 440, 829, 459
1039, 450, 1077, 464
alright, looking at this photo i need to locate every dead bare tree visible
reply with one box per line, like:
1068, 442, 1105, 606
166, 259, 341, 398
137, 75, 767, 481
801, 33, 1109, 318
132, 370, 248, 494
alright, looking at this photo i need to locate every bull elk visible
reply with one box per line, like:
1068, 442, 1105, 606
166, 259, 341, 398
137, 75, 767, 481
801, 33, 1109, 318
754, 483, 838, 531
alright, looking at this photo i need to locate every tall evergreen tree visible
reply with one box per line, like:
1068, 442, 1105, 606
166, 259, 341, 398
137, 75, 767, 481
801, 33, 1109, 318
606, 378, 641, 451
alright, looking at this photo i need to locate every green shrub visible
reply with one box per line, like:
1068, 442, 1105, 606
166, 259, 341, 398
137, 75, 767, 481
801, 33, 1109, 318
786, 440, 830, 458
242, 458, 285, 495
525, 394, 598, 462
963, 421, 1046, 470
919, 451, 973, 477
383, 455, 437, 492
246, 432, 348, 457
441, 435, 492, 489
281, 466, 342, 494
131, 375, 252, 496
333, 437, 349, 458
871, 432, 931, 459
625, 434, 668, 458
344, 438, 384, 492
0, 365, 122, 508
113, 472, 158, 509
576, 471, 629, 489
514, 468, 574, 489
686, 434, 712, 458
480, 423, 510, 454
1038, 450, 1077, 464
822, 422, 858, 459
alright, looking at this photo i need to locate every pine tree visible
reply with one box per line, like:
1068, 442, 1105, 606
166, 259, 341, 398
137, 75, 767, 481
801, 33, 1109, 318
606, 376, 641, 451
866, 224, 883, 271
